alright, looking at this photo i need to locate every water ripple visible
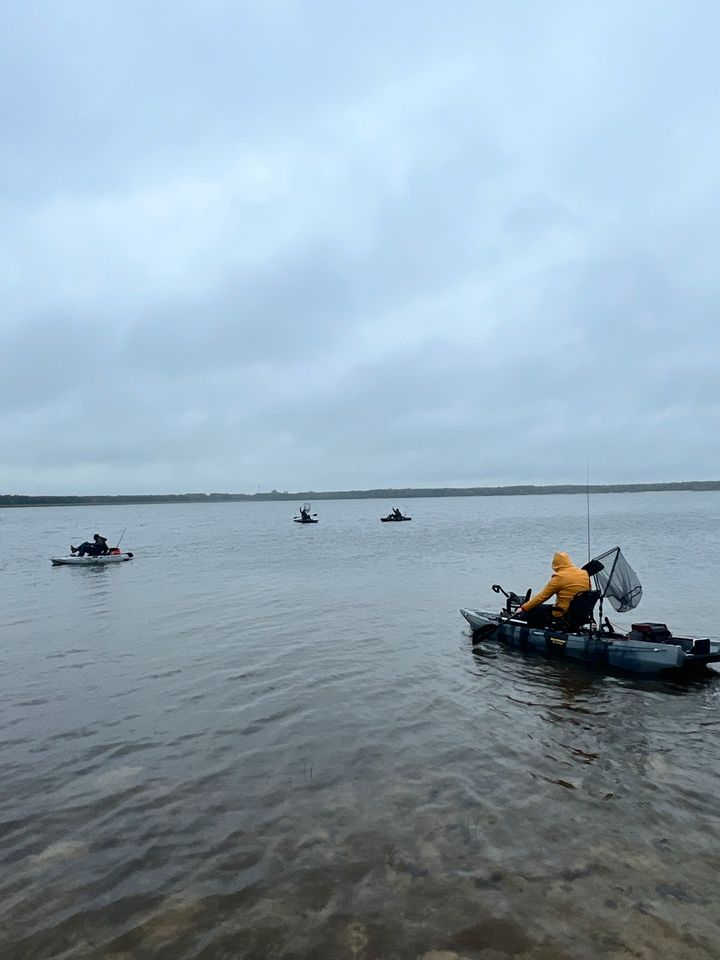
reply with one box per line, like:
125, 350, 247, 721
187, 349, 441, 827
0, 496, 719, 958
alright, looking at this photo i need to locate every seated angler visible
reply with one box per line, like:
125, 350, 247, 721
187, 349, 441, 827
71, 533, 110, 557
515, 551, 590, 628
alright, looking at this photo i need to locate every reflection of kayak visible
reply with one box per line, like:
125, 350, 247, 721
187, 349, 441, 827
381, 515, 411, 522
51, 552, 135, 566
293, 518, 318, 524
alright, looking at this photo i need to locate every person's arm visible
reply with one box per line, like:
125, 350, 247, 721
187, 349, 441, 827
520, 575, 558, 612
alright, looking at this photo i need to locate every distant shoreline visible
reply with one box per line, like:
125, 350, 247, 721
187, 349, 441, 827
1, 481, 719, 507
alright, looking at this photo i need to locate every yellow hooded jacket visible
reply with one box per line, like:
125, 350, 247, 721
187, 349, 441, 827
521, 552, 590, 618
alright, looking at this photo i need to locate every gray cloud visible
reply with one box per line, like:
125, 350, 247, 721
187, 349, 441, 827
1, 1, 719, 494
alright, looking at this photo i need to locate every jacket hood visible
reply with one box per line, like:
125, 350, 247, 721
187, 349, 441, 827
552, 551, 573, 571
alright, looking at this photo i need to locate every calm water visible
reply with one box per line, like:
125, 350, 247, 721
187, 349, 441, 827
1, 492, 720, 960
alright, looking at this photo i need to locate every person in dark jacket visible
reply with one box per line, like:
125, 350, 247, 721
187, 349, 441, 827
71, 534, 110, 557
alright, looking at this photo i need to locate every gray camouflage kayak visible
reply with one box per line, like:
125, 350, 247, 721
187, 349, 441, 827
460, 608, 720, 674
462, 547, 720, 674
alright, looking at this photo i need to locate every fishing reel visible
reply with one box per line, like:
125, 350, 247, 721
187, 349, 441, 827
492, 584, 531, 614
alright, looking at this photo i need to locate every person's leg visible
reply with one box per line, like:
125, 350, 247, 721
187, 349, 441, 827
524, 604, 557, 628
77, 541, 92, 557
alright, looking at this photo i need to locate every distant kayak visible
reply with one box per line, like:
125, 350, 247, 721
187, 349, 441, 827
51, 552, 135, 566
294, 502, 318, 523
381, 514, 411, 522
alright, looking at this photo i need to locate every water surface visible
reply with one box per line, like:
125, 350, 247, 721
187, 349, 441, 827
1, 493, 719, 959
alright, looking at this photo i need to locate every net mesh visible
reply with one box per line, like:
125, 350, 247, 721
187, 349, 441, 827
591, 547, 643, 612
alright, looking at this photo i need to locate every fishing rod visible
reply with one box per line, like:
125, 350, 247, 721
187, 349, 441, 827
115, 528, 126, 550
586, 461, 591, 563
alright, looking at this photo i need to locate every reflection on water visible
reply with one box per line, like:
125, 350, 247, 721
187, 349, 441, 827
1, 494, 719, 958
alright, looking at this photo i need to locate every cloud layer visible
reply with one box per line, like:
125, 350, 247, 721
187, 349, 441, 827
2, 1, 719, 493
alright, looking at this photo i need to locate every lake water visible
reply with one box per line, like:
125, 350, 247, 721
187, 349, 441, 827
1, 492, 720, 959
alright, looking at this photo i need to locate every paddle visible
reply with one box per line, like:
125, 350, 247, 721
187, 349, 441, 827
471, 622, 505, 644
471, 610, 526, 646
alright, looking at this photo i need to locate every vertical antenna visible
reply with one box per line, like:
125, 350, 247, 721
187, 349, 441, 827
586, 462, 591, 562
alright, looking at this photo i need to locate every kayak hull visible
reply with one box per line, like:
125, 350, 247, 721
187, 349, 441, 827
460, 608, 720, 675
51, 553, 134, 566
293, 518, 318, 523
381, 516, 412, 522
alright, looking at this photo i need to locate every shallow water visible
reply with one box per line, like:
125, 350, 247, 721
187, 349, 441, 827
1, 492, 720, 959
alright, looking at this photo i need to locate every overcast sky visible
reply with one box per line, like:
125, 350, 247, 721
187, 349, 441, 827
2, 1, 719, 494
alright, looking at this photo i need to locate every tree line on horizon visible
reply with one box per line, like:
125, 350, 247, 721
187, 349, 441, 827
1, 480, 719, 507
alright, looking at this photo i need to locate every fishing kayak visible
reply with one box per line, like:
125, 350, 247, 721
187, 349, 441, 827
460, 608, 720, 674
294, 502, 317, 523
381, 515, 411, 522
51, 552, 135, 566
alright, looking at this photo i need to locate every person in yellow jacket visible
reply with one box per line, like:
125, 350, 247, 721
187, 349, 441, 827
516, 551, 590, 627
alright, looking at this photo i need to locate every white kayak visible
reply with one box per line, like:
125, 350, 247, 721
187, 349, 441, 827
51, 552, 134, 566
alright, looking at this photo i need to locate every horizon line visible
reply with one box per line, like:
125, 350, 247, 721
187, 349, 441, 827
2, 479, 720, 506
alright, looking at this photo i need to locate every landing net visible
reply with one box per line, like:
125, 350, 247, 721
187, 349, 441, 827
590, 547, 643, 612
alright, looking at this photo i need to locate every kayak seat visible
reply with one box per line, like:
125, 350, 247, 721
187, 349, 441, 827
555, 590, 601, 632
